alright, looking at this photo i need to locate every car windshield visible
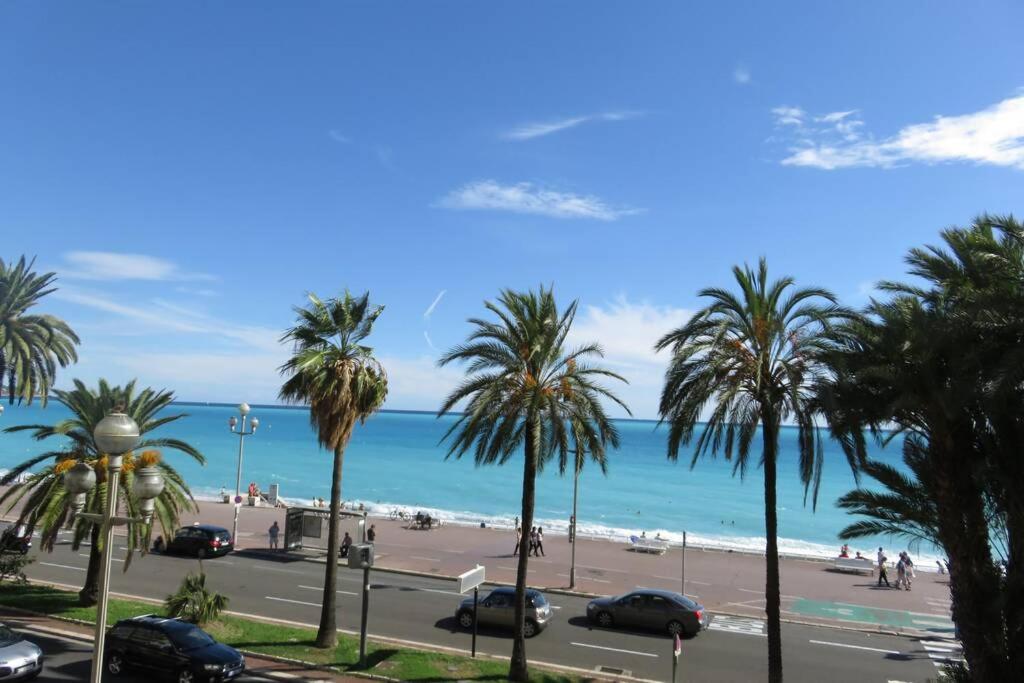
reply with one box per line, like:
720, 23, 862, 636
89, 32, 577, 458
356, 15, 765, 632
674, 595, 698, 610
527, 592, 548, 607
167, 625, 215, 650
0, 625, 20, 647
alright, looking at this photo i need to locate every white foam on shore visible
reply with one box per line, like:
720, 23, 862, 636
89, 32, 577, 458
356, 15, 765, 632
191, 488, 945, 572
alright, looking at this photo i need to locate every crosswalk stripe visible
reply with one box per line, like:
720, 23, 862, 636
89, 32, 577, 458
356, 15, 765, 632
708, 615, 767, 637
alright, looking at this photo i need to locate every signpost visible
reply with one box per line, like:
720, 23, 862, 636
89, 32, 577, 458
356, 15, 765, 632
681, 530, 687, 596
349, 543, 375, 666
672, 633, 682, 682
457, 565, 486, 657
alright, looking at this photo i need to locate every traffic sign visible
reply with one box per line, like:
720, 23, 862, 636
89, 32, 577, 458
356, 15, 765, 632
234, 495, 243, 504
458, 565, 485, 593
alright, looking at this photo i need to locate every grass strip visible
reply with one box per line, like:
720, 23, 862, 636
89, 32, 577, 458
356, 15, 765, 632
0, 583, 580, 682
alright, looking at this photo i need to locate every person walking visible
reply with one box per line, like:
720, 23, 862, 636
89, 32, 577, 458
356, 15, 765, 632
895, 553, 906, 589
513, 526, 522, 556
529, 526, 538, 556
903, 552, 914, 591
367, 524, 376, 542
877, 547, 890, 587
268, 521, 280, 550
535, 527, 545, 557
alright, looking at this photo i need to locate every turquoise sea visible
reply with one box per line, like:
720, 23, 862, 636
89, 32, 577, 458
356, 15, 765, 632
0, 401, 940, 567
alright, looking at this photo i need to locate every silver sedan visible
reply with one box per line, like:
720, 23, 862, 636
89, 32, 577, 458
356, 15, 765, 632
0, 623, 43, 680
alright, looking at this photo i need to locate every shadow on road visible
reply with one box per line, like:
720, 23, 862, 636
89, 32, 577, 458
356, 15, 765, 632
565, 615, 693, 641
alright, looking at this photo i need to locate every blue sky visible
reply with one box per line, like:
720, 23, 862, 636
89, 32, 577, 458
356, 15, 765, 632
1, 1, 1021, 418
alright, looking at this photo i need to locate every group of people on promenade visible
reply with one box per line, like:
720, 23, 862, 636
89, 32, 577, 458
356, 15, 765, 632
876, 547, 916, 590
513, 523, 545, 557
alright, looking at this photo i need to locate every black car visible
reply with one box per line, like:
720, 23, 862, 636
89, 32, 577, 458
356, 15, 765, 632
104, 615, 244, 683
164, 525, 233, 558
587, 589, 709, 637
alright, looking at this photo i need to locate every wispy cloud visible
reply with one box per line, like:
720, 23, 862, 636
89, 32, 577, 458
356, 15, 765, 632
54, 288, 281, 353
423, 290, 446, 319
328, 130, 351, 144
423, 330, 436, 351
502, 110, 643, 141
60, 252, 214, 282
437, 180, 639, 221
733, 66, 751, 85
774, 94, 1024, 170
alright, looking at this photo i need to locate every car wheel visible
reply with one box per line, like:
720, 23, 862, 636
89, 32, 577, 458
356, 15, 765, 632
197, 548, 207, 559
106, 653, 125, 676
457, 610, 474, 629
667, 619, 685, 637
596, 611, 614, 628
523, 619, 539, 638
177, 669, 195, 683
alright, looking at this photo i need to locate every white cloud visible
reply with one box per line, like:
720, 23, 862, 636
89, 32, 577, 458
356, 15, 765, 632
437, 180, 638, 221
423, 290, 446, 318
776, 94, 1024, 170
567, 296, 694, 418
328, 130, 351, 144
60, 251, 214, 282
733, 66, 751, 85
772, 106, 806, 127
54, 288, 282, 353
502, 111, 643, 141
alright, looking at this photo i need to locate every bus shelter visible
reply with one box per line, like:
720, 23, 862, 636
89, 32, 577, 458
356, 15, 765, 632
283, 505, 367, 552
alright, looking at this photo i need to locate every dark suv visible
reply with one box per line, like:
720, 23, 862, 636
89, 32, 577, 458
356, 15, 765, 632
165, 525, 233, 558
104, 615, 244, 682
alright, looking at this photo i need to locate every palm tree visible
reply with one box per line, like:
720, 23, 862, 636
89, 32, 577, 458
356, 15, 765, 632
165, 571, 230, 626
0, 379, 205, 605
438, 286, 628, 682
0, 256, 79, 405
655, 259, 854, 683
279, 291, 388, 649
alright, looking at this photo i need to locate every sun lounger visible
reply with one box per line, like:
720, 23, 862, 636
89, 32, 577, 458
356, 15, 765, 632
629, 535, 669, 554
833, 557, 875, 574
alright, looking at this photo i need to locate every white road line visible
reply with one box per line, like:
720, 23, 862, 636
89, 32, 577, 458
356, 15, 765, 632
556, 573, 610, 584
570, 642, 658, 658
79, 553, 123, 563
298, 585, 358, 597
577, 564, 633, 574
737, 588, 763, 594
40, 562, 86, 572
266, 596, 321, 608
409, 555, 441, 563
810, 639, 900, 655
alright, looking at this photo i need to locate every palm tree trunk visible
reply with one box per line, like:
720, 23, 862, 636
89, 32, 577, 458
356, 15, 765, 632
315, 442, 345, 649
762, 417, 783, 683
78, 524, 102, 606
509, 418, 538, 682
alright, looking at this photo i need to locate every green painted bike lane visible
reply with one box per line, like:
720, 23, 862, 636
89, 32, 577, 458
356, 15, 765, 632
791, 598, 954, 634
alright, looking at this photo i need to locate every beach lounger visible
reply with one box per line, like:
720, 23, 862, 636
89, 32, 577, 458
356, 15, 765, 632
629, 535, 669, 554
833, 557, 875, 574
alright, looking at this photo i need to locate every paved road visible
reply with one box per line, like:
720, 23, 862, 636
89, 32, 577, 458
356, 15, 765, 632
22, 537, 958, 682
9, 627, 269, 682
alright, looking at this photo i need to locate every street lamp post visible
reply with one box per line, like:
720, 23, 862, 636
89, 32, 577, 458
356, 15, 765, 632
228, 403, 259, 545
63, 408, 164, 683
569, 445, 581, 589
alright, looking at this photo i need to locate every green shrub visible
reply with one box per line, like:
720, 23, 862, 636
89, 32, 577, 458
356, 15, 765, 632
164, 572, 228, 626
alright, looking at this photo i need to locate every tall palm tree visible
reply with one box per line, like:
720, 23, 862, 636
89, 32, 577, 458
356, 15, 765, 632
0, 379, 204, 604
0, 256, 79, 405
656, 259, 854, 683
279, 291, 388, 649
438, 286, 628, 682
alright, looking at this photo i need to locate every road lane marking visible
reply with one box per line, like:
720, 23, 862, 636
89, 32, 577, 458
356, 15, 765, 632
40, 562, 85, 572
266, 596, 321, 608
570, 642, 658, 658
298, 585, 358, 596
810, 640, 900, 655
653, 576, 711, 585
708, 615, 767, 637
409, 556, 441, 563
557, 573, 610, 583
79, 553, 123, 563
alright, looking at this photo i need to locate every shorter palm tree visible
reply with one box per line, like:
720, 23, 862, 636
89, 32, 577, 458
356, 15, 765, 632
279, 291, 388, 649
0, 256, 79, 405
165, 571, 229, 626
0, 379, 204, 605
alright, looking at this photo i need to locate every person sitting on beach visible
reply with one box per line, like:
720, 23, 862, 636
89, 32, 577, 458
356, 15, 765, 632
855, 551, 864, 560
839, 544, 850, 558
640, 531, 646, 538
340, 532, 353, 558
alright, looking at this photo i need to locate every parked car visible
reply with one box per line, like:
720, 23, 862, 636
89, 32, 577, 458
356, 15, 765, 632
587, 589, 708, 637
164, 525, 233, 558
104, 614, 244, 682
0, 623, 43, 680
455, 587, 552, 637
